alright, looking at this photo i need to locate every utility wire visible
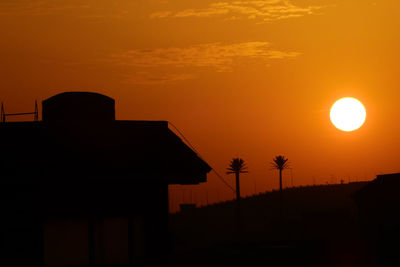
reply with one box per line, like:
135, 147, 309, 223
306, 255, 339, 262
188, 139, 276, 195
211, 169, 236, 193
168, 121, 236, 193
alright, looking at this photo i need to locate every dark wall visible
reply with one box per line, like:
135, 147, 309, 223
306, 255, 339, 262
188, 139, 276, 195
0, 180, 169, 266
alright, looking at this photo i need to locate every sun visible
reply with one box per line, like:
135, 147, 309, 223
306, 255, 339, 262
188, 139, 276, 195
330, 97, 366, 132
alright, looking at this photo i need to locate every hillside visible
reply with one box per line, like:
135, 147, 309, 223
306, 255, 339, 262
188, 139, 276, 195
170, 182, 368, 246
167, 182, 370, 266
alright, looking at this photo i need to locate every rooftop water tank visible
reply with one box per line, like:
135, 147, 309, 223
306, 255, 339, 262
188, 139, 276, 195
42, 92, 115, 122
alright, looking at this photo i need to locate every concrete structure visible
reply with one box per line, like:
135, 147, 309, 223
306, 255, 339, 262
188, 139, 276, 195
0, 92, 211, 266
353, 173, 400, 265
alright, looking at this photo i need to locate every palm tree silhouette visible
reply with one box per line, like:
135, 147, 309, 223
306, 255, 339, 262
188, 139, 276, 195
271, 155, 289, 193
271, 155, 289, 220
226, 158, 248, 201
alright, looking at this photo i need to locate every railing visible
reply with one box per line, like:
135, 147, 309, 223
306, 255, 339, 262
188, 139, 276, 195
1, 101, 39, 122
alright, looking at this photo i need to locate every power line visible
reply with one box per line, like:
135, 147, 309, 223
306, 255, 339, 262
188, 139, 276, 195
168, 121, 236, 193
212, 169, 236, 193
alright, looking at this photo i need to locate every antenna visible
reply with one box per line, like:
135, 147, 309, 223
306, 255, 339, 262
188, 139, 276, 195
1, 103, 5, 122
1, 101, 39, 122
34, 100, 38, 121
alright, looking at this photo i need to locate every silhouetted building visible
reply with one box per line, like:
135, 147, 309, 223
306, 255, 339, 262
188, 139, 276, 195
0, 92, 211, 266
354, 173, 400, 265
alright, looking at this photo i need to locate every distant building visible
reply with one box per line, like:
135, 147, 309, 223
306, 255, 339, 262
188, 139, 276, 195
353, 173, 400, 265
0, 92, 211, 266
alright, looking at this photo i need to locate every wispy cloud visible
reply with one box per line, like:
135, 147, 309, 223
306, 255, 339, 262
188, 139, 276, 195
110, 42, 300, 72
121, 72, 195, 85
150, 10, 172, 19
108, 42, 300, 84
1, 0, 324, 21
150, 0, 324, 22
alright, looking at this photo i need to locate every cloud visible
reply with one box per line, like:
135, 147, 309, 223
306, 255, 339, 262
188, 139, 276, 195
1, 0, 324, 22
110, 42, 300, 72
150, 11, 172, 19
108, 42, 300, 84
121, 72, 195, 85
150, 0, 324, 22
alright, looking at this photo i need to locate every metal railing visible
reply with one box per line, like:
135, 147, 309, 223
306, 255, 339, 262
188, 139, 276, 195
1, 101, 38, 122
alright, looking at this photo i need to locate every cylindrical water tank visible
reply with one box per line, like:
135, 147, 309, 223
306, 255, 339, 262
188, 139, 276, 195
42, 92, 115, 122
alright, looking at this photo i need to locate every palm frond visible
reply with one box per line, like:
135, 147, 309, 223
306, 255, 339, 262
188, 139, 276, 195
271, 155, 290, 170
226, 157, 249, 174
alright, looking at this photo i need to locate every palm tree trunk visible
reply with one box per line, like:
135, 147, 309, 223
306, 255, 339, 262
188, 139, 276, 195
235, 172, 241, 236
235, 172, 240, 201
279, 169, 283, 222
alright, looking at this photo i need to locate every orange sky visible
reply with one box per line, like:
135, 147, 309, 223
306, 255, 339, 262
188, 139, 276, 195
1, 0, 400, 212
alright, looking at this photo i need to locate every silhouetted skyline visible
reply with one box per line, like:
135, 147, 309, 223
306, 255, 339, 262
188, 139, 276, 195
2, 1, 400, 266
2, 1, 400, 210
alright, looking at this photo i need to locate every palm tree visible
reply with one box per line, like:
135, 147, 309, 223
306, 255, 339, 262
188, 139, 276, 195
226, 158, 248, 201
271, 155, 290, 194
271, 155, 289, 221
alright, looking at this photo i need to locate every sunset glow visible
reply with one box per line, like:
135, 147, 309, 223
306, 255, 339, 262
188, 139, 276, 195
2, 0, 400, 212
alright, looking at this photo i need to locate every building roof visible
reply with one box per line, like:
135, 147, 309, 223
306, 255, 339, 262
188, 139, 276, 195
353, 173, 400, 204
0, 92, 211, 185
